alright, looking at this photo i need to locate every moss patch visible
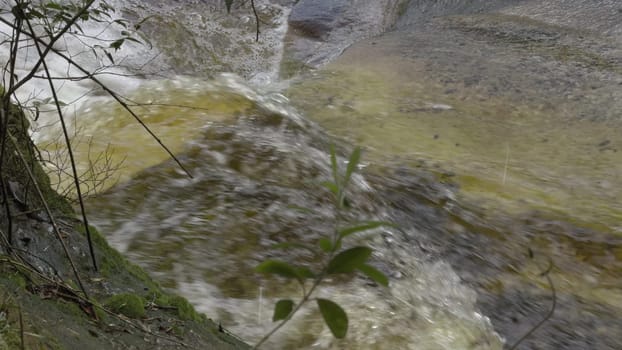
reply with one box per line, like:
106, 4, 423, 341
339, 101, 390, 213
104, 293, 146, 319
75, 224, 161, 292
156, 294, 204, 322
1, 100, 73, 214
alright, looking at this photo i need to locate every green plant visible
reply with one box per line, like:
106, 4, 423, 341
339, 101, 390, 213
104, 293, 146, 319
253, 146, 393, 348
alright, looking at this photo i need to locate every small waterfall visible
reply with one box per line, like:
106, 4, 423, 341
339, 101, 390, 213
81, 72, 504, 348
0, 0, 292, 144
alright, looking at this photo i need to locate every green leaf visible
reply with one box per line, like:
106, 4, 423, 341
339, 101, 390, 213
45, 2, 64, 11
123, 37, 142, 44
110, 39, 124, 51
342, 147, 361, 190
296, 266, 315, 279
272, 299, 294, 321
329, 144, 339, 186
135, 15, 155, 30
327, 247, 372, 274
114, 19, 129, 28
26, 9, 44, 19
256, 260, 301, 280
318, 238, 333, 253
321, 181, 339, 196
358, 264, 389, 287
338, 221, 395, 239
225, 0, 234, 13
317, 299, 348, 339
318, 238, 341, 252
105, 51, 114, 64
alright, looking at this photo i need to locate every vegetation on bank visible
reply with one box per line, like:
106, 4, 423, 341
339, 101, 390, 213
0, 98, 249, 349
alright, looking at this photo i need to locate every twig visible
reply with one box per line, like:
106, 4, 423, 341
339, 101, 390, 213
257, 286, 263, 324
0, 168, 13, 247
3, 246, 64, 280
253, 277, 323, 349
250, 0, 260, 41
508, 258, 556, 349
23, 15, 98, 272
18, 305, 24, 350
6, 131, 89, 299
5, 0, 98, 97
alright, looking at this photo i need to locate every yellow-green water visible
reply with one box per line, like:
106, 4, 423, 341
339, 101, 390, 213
287, 26, 622, 235
35, 77, 256, 191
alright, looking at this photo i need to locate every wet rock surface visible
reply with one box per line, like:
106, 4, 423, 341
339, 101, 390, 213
117, 0, 294, 79
377, 167, 622, 349
288, 0, 348, 40
281, 0, 407, 74
86, 114, 504, 349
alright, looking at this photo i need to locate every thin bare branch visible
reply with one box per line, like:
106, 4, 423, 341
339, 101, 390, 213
508, 258, 557, 350
6, 0, 98, 97
23, 14, 99, 272
6, 130, 89, 299
0, 16, 193, 178
250, 0, 260, 41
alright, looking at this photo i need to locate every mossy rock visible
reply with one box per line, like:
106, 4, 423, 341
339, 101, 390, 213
1, 100, 73, 214
76, 224, 161, 291
104, 293, 146, 319
156, 294, 204, 322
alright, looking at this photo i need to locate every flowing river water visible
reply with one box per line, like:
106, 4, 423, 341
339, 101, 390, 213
5, 0, 622, 348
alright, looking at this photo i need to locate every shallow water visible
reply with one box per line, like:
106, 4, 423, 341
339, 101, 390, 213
287, 16, 622, 232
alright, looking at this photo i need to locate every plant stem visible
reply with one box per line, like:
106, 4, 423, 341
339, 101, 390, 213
253, 146, 352, 348
23, 14, 99, 272
253, 276, 324, 349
